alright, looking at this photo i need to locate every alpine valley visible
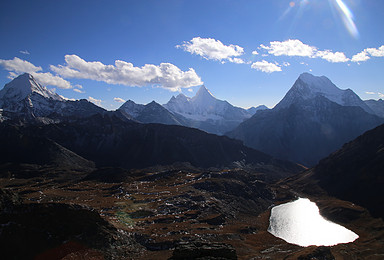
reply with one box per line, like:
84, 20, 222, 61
1, 73, 384, 259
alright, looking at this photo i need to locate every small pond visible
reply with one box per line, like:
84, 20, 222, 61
268, 198, 359, 247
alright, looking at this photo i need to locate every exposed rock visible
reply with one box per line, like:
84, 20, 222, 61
0, 196, 140, 259
170, 242, 237, 260
297, 246, 335, 260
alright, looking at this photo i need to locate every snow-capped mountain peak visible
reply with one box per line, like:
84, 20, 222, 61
191, 85, 216, 103
0, 73, 105, 119
297, 72, 339, 95
0, 73, 63, 102
275, 73, 374, 114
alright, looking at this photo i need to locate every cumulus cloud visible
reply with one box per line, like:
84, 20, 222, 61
33, 72, 73, 89
352, 45, 384, 63
51, 55, 202, 92
351, 51, 370, 62
251, 60, 282, 73
114, 97, 125, 103
88, 96, 102, 106
260, 39, 317, 57
316, 50, 349, 63
252, 50, 259, 55
19, 50, 30, 55
366, 46, 384, 57
0, 57, 73, 89
0, 57, 42, 73
177, 37, 244, 63
258, 39, 349, 63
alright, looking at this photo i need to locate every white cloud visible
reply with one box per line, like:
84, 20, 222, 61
187, 88, 193, 92
19, 50, 30, 55
59, 95, 76, 101
351, 51, 370, 62
88, 96, 102, 106
0, 57, 73, 89
177, 37, 244, 63
0, 57, 42, 73
251, 60, 282, 73
33, 72, 73, 89
114, 97, 125, 103
352, 45, 384, 63
252, 50, 259, 55
316, 50, 349, 63
366, 45, 384, 57
227, 57, 245, 64
282, 62, 290, 67
73, 88, 85, 93
51, 55, 202, 92
260, 39, 317, 57
74, 84, 83, 89
365, 92, 384, 98
259, 39, 349, 63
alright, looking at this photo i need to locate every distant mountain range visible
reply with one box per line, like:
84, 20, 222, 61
1, 72, 383, 169
365, 98, 384, 118
119, 85, 267, 135
0, 73, 300, 172
227, 73, 384, 166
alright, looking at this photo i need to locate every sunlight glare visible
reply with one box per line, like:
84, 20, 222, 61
268, 198, 359, 247
331, 0, 359, 38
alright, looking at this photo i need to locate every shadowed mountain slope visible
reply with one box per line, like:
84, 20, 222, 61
227, 73, 384, 166
8, 112, 302, 174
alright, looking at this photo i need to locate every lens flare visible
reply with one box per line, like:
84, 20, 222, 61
331, 0, 359, 38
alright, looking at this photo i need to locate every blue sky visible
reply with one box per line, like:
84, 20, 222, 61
0, 0, 383, 109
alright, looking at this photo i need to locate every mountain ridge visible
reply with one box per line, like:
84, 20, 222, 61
275, 72, 374, 114
227, 73, 384, 166
0, 73, 105, 121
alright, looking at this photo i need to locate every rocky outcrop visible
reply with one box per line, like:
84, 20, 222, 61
170, 242, 237, 260
0, 190, 140, 259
